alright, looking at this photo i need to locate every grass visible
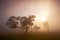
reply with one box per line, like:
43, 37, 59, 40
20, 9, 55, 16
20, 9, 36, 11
0, 32, 60, 40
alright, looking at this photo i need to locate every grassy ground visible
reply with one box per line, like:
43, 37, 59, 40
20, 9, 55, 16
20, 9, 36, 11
0, 32, 60, 40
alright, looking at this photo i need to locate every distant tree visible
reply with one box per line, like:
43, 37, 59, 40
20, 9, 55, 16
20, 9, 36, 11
6, 15, 35, 34
43, 21, 49, 32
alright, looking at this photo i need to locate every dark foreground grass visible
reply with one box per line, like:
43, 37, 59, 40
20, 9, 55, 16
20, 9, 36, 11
0, 32, 60, 40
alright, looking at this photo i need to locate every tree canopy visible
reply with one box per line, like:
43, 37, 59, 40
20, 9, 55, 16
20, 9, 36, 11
6, 15, 36, 34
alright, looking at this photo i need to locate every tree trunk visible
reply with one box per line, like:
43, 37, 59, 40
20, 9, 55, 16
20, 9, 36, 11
25, 26, 28, 34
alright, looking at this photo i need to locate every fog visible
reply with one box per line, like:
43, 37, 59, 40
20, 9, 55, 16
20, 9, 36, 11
0, 0, 60, 34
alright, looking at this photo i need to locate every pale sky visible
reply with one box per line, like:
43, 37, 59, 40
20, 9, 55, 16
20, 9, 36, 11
0, 0, 60, 34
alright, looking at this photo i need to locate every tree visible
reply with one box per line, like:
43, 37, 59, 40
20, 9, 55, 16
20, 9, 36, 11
6, 15, 35, 34
43, 21, 49, 32
6, 16, 18, 28
20, 15, 35, 34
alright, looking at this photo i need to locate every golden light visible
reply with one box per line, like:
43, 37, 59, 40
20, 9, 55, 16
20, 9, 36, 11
33, 0, 52, 23
32, 1, 52, 32
40, 16, 46, 22
35, 15, 46, 23
35, 15, 40, 22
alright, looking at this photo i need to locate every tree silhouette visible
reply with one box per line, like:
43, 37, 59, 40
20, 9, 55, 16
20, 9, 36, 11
6, 15, 35, 34
20, 15, 35, 34
6, 16, 18, 28
43, 21, 49, 32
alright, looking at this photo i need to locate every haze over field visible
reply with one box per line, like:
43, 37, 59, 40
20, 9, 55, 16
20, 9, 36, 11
0, 0, 60, 34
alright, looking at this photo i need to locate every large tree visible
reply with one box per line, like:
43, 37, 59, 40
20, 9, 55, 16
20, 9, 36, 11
6, 15, 35, 34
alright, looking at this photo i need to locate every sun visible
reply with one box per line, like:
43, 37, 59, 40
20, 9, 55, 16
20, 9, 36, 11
35, 15, 46, 23
40, 16, 46, 22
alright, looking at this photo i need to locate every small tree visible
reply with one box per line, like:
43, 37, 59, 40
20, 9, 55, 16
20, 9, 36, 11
43, 21, 49, 32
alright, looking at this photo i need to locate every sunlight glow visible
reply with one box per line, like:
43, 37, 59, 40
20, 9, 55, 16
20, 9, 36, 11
35, 15, 46, 23
34, 2, 51, 23
40, 16, 46, 22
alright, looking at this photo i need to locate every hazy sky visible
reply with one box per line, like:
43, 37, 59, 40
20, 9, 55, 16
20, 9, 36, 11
0, 0, 60, 34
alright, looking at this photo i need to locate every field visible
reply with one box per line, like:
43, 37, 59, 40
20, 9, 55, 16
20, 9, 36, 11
0, 32, 60, 40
